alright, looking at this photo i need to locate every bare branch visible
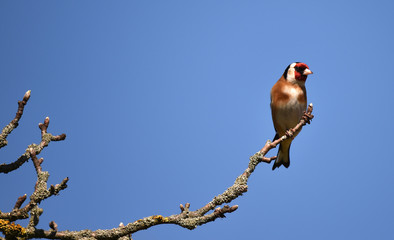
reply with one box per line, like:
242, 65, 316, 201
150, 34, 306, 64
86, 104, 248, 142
117, 223, 132, 240
49, 221, 58, 231
1, 92, 314, 239
13, 194, 27, 210
30, 149, 43, 174
22, 103, 314, 240
0, 91, 66, 174
0, 147, 69, 222
259, 103, 314, 154
0, 90, 30, 149
27, 205, 43, 229
0, 115, 66, 174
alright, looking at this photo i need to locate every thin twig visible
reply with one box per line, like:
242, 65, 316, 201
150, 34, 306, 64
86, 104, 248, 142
0, 113, 66, 174
0, 90, 30, 149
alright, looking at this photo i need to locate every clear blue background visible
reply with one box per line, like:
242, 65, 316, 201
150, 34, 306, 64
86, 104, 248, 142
1, 1, 393, 239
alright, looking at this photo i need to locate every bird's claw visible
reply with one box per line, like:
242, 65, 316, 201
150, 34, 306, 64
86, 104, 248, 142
285, 129, 295, 139
302, 111, 314, 124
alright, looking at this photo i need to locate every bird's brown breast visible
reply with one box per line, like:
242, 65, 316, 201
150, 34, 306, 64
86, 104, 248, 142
270, 76, 306, 106
270, 76, 307, 135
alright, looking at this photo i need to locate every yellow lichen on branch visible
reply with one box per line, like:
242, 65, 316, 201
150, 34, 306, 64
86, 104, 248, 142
0, 219, 27, 238
151, 215, 169, 223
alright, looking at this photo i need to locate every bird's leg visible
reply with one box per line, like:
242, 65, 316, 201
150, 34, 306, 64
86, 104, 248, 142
302, 111, 314, 124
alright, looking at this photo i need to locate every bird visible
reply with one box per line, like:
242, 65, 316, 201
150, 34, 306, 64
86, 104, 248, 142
270, 62, 313, 170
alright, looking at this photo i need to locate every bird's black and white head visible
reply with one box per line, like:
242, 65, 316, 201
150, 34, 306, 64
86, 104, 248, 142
283, 62, 313, 84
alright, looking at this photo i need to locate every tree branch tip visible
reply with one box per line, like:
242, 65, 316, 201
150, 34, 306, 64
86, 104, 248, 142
24, 90, 31, 101
185, 203, 190, 208
51, 133, 67, 141
179, 204, 185, 212
14, 194, 28, 210
119, 222, 124, 227
39, 117, 49, 130
49, 221, 58, 231
230, 205, 238, 212
21, 193, 27, 200
58, 133, 67, 140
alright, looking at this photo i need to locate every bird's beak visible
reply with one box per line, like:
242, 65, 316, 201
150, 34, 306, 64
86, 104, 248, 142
303, 68, 313, 75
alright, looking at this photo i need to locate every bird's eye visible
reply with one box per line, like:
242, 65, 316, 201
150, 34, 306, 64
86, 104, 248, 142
295, 66, 304, 73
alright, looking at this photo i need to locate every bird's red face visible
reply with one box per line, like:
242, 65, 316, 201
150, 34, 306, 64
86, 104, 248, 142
293, 62, 313, 81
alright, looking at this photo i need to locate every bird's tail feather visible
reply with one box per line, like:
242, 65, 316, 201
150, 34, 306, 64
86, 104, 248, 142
272, 141, 291, 170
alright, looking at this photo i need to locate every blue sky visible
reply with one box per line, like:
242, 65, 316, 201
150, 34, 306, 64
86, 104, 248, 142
1, 1, 394, 239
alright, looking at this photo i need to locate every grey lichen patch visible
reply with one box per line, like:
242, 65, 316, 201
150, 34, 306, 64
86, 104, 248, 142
178, 218, 199, 230
73, 230, 94, 239
41, 134, 52, 145
27, 144, 38, 152
30, 171, 50, 202
2, 124, 14, 135
27, 205, 43, 229
37, 171, 50, 182
92, 229, 115, 239
248, 154, 260, 170
0, 122, 18, 146
0, 124, 13, 146
235, 175, 248, 185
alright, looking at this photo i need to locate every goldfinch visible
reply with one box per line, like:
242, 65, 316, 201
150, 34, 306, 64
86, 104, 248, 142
270, 62, 313, 170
